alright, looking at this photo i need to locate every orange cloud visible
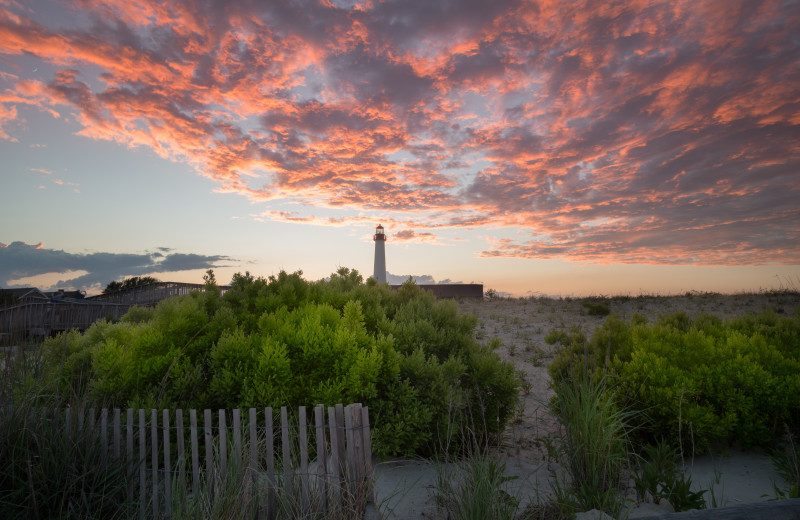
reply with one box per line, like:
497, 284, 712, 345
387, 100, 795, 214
392, 229, 439, 243
1, 0, 797, 266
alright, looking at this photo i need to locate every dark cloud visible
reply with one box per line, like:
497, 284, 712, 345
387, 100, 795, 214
1, 0, 799, 265
0, 242, 232, 291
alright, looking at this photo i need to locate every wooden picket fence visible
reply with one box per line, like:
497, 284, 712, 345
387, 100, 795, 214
56, 403, 375, 519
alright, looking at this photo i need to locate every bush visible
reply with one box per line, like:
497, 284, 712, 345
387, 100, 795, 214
35, 268, 519, 458
549, 310, 800, 452
581, 299, 611, 317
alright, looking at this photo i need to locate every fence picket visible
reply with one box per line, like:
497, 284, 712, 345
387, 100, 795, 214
281, 406, 292, 496
233, 408, 242, 471
299, 406, 310, 512
139, 409, 146, 520
88, 407, 95, 439
101, 408, 108, 466
176, 409, 185, 499
352, 404, 365, 484
151, 409, 158, 518
190, 409, 200, 497
362, 406, 376, 506
65, 407, 71, 443
327, 406, 339, 476
219, 409, 228, 479
162, 409, 171, 516
314, 404, 328, 511
204, 409, 213, 497
248, 407, 257, 474
126, 408, 134, 510
113, 408, 121, 460
265, 407, 276, 519
335, 404, 346, 478
344, 404, 357, 484
248, 407, 258, 513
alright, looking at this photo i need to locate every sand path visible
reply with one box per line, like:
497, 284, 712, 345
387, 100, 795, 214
375, 292, 800, 519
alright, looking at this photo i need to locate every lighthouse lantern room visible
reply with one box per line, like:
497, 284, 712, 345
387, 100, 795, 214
373, 224, 387, 284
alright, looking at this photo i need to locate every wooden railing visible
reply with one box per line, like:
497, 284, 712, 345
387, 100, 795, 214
87, 282, 230, 307
0, 282, 232, 344
0, 301, 132, 343
21, 403, 375, 519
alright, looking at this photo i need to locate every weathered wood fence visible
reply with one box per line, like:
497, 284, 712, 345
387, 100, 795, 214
0, 301, 132, 343
38, 403, 375, 519
87, 282, 230, 307
0, 283, 232, 344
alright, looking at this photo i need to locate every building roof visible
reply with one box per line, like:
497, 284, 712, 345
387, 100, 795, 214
1, 287, 50, 300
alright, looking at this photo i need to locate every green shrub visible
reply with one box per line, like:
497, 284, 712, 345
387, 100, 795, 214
550, 310, 800, 452
582, 299, 611, 317
36, 268, 519, 458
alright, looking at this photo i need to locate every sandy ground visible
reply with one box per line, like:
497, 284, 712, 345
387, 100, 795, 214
374, 292, 800, 519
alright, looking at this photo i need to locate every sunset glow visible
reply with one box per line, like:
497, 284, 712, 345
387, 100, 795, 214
1, 0, 798, 296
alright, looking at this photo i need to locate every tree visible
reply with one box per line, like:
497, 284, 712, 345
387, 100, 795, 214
102, 276, 159, 294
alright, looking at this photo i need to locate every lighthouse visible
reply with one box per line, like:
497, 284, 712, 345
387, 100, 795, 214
373, 224, 387, 284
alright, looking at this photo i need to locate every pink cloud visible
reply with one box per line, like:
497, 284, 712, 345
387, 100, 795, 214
0, 1, 797, 266
0, 102, 18, 139
392, 229, 438, 243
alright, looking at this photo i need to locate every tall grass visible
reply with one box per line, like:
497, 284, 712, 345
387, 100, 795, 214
1, 340, 376, 519
434, 442, 520, 520
432, 398, 521, 520
549, 376, 635, 517
0, 345, 133, 519
770, 427, 800, 499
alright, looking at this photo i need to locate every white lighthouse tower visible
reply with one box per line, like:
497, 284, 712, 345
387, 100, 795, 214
373, 224, 387, 284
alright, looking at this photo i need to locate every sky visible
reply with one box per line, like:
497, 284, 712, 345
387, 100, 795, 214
1, 0, 798, 297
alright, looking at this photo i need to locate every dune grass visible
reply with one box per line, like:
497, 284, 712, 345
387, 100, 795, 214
1, 342, 375, 520
548, 376, 635, 517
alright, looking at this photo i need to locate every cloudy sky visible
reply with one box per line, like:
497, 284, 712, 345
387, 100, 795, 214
1, 0, 798, 296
